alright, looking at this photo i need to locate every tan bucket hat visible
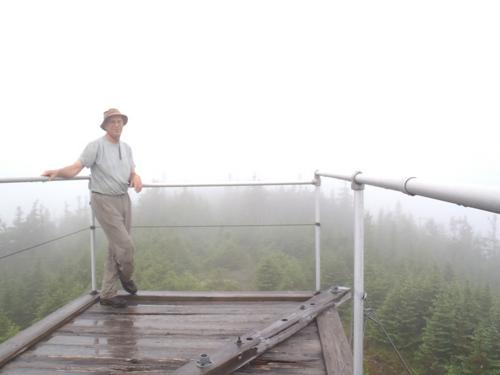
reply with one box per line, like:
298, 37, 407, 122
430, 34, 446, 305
100, 108, 128, 129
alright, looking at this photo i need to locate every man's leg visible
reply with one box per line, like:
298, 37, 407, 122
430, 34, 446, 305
100, 246, 119, 299
91, 193, 135, 299
118, 193, 137, 294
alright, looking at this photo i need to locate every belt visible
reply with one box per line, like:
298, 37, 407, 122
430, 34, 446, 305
91, 191, 127, 197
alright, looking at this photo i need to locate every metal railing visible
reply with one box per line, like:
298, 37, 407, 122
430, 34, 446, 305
3, 171, 499, 375
0, 175, 320, 292
317, 170, 500, 375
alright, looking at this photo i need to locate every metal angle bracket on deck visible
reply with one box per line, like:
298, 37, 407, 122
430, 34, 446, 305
172, 286, 351, 375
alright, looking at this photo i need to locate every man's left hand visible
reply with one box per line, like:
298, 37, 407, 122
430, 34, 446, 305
130, 174, 143, 193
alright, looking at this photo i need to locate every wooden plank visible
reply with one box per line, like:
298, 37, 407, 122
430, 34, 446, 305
69, 313, 285, 329
316, 307, 353, 375
71, 314, 277, 327
0, 293, 99, 368
49, 322, 321, 350
47, 330, 319, 360
59, 318, 289, 338
2, 343, 324, 375
43, 330, 318, 347
57, 324, 260, 337
21, 339, 321, 362
58, 301, 315, 337
125, 290, 314, 302
4, 357, 327, 375
237, 356, 326, 375
85, 301, 300, 315
1, 356, 179, 374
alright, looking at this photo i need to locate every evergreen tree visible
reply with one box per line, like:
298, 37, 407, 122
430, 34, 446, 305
454, 282, 481, 362
375, 275, 432, 351
464, 303, 500, 374
0, 310, 18, 343
417, 284, 461, 374
256, 253, 283, 291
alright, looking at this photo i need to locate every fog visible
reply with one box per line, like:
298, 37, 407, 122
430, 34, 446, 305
1, 1, 499, 232
0, 176, 497, 242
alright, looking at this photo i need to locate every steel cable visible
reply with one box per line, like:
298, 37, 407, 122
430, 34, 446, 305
132, 223, 315, 229
365, 309, 414, 375
0, 227, 89, 261
0, 223, 313, 261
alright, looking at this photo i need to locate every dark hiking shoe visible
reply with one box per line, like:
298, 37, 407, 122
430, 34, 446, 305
120, 278, 138, 295
100, 296, 128, 308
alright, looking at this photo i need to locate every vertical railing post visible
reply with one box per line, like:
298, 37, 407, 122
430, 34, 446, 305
314, 172, 321, 291
89, 193, 97, 293
352, 172, 365, 375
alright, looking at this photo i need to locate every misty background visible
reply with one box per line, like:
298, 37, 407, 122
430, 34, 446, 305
1, 0, 499, 234
0, 178, 497, 239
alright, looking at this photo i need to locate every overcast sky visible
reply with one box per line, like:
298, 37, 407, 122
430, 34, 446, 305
1, 1, 499, 225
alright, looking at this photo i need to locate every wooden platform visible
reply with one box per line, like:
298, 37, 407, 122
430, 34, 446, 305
0, 291, 352, 375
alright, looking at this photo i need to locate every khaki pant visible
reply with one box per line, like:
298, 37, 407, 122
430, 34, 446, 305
91, 192, 135, 299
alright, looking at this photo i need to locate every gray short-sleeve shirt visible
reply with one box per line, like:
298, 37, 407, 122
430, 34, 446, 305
79, 136, 135, 195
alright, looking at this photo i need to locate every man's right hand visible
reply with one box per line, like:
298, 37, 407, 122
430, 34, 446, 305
41, 169, 59, 180
41, 161, 84, 180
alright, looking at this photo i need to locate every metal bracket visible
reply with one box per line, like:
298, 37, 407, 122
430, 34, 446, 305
351, 171, 364, 191
330, 285, 350, 294
402, 177, 416, 196
314, 171, 321, 186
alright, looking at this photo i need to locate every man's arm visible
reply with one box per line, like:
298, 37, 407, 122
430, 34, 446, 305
42, 160, 84, 180
129, 169, 143, 193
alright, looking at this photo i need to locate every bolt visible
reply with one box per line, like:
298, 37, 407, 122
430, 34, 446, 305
196, 353, 213, 368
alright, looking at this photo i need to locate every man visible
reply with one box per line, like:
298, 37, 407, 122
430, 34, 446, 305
42, 108, 142, 308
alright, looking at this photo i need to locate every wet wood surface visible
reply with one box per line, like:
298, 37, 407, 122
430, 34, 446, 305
0, 292, 330, 375
316, 307, 353, 375
0, 293, 99, 368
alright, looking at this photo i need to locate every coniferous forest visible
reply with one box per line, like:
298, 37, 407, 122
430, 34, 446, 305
1, 186, 500, 374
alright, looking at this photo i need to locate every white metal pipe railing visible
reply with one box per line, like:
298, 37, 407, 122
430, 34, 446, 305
318, 171, 500, 215
0, 177, 314, 187
317, 170, 500, 375
89, 196, 97, 292
352, 180, 365, 375
0, 176, 90, 183
142, 180, 315, 188
314, 173, 321, 291
315, 171, 353, 182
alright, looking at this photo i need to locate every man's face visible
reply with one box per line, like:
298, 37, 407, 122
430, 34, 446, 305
104, 116, 124, 138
